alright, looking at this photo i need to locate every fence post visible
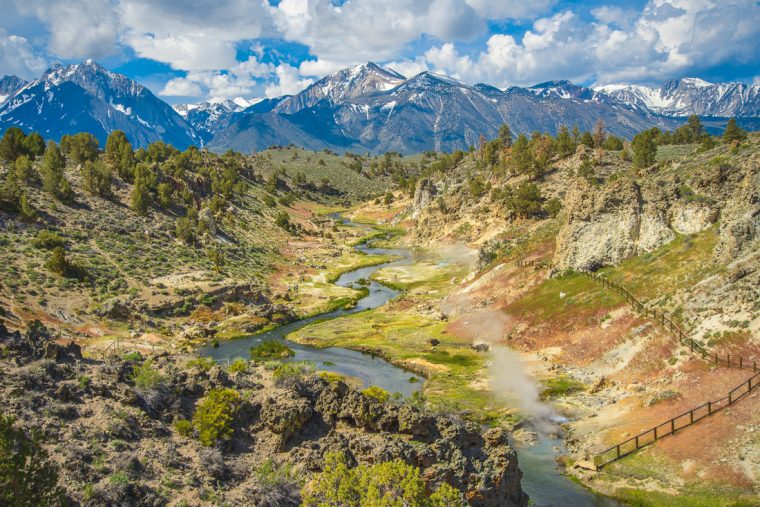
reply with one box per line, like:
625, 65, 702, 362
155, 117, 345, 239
690, 411, 694, 424
707, 401, 712, 415
635, 435, 639, 449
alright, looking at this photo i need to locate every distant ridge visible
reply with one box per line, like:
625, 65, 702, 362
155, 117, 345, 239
2, 61, 758, 153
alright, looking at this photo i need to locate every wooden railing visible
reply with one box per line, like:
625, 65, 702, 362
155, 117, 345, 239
514, 257, 759, 467
593, 370, 759, 468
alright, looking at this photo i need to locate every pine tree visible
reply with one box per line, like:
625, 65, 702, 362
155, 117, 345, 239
105, 130, 135, 181
23, 132, 45, 159
47, 246, 69, 275
0, 127, 27, 163
580, 131, 594, 149
555, 125, 575, 157
19, 192, 37, 223
722, 118, 747, 143
40, 141, 71, 201
631, 129, 658, 168
510, 134, 534, 175
81, 159, 112, 197
14, 155, 35, 185
498, 124, 513, 148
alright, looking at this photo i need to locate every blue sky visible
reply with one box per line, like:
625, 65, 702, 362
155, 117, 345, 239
1, 0, 758, 104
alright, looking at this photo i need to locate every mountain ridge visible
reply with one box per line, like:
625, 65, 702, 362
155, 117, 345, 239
1, 61, 758, 153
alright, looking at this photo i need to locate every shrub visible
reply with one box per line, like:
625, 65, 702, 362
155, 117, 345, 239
272, 362, 315, 384
192, 388, 241, 447
227, 358, 248, 374
186, 356, 216, 372
131, 359, 163, 389
302, 453, 464, 507
121, 351, 143, 362
45, 247, 69, 275
250, 340, 295, 361
362, 386, 390, 404
174, 419, 193, 437
319, 371, 345, 384
32, 230, 65, 250
0, 416, 63, 505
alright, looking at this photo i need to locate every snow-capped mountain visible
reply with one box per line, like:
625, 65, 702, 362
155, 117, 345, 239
0, 60, 197, 148
0, 75, 27, 106
275, 62, 406, 114
596, 78, 760, 117
209, 65, 676, 154
173, 98, 262, 143
0, 61, 756, 155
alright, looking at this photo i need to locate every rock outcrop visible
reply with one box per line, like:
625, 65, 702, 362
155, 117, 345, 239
0, 321, 528, 507
412, 178, 438, 218
553, 158, 759, 271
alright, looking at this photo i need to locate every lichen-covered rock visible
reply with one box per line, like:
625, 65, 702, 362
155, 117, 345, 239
412, 178, 438, 218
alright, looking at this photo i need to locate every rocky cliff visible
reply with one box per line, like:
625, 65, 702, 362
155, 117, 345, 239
553, 151, 759, 272
0, 320, 527, 506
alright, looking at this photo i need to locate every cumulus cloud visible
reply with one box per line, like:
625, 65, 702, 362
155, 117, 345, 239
3, 0, 759, 101
405, 0, 760, 87
265, 64, 315, 97
465, 0, 556, 20
160, 56, 276, 99
0, 31, 48, 79
13, 0, 119, 59
269, 0, 485, 66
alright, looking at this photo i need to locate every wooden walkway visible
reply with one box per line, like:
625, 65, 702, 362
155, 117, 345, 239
516, 257, 759, 468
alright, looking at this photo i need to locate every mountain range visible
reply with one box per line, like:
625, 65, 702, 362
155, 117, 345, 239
1, 61, 758, 154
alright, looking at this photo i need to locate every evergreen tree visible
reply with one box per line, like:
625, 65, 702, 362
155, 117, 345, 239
23, 132, 45, 160
603, 135, 624, 151
592, 119, 606, 148
47, 246, 69, 275
498, 124, 513, 148
40, 141, 72, 202
81, 159, 112, 197
19, 192, 37, 223
510, 134, 534, 175
686, 114, 705, 142
722, 118, 747, 143
0, 169, 21, 212
0, 127, 26, 163
631, 129, 658, 168
555, 125, 575, 157
580, 131, 595, 148
14, 155, 35, 185
105, 130, 135, 181
60, 133, 99, 165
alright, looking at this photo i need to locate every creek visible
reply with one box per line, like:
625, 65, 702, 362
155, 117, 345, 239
202, 216, 618, 506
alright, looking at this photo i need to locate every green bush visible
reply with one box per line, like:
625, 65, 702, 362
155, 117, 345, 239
227, 358, 248, 374
302, 453, 464, 507
0, 416, 64, 506
272, 361, 315, 383
174, 419, 193, 437
131, 359, 163, 389
362, 386, 390, 404
319, 371, 345, 384
32, 230, 65, 250
193, 388, 241, 447
250, 340, 295, 361
186, 357, 216, 372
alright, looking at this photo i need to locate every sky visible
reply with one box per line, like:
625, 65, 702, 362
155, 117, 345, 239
1, 0, 759, 104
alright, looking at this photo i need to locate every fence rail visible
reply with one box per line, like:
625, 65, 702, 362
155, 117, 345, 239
515, 256, 759, 468
594, 370, 759, 467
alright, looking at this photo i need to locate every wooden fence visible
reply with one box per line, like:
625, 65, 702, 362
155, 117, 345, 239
593, 370, 759, 467
515, 257, 760, 468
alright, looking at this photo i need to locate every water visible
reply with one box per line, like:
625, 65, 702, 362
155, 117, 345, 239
202, 215, 616, 505
518, 434, 622, 506
200, 217, 420, 397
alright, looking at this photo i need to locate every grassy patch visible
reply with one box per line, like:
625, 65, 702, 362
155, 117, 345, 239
540, 375, 585, 399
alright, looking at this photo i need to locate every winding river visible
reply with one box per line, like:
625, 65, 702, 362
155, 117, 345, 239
201, 216, 618, 506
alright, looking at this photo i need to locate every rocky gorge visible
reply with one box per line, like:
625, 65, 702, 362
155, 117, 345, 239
0, 319, 528, 506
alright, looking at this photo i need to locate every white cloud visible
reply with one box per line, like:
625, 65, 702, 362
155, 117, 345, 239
403, 0, 760, 87
265, 64, 314, 97
465, 0, 556, 20
160, 56, 276, 99
13, 0, 119, 59
269, 0, 484, 67
0, 31, 48, 79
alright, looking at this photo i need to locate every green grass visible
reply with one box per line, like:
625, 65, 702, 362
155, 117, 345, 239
540, 375, 585, 399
